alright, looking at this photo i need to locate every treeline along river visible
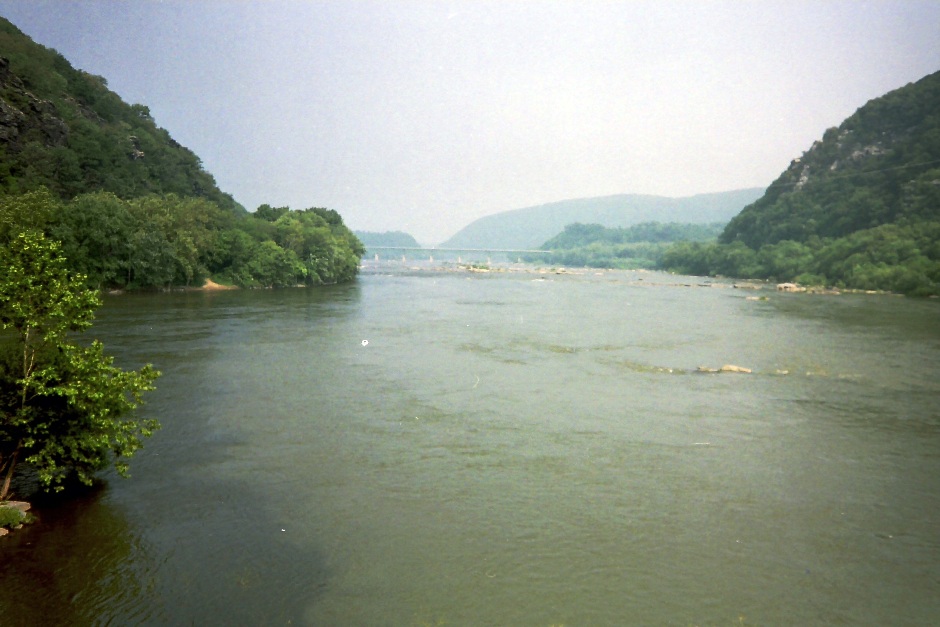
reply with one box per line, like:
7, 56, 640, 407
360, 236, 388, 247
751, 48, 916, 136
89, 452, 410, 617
1, 265, 938, 624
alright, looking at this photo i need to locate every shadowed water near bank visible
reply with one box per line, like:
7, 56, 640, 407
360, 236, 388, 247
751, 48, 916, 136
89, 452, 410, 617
1, 268, 938, 624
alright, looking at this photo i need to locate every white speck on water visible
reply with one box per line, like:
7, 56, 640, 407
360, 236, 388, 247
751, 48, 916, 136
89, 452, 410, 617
361, 339, 369, 346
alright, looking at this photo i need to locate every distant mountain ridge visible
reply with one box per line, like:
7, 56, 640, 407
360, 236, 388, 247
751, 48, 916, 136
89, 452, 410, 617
441, 188, 764, 250
354, 230, 421, 248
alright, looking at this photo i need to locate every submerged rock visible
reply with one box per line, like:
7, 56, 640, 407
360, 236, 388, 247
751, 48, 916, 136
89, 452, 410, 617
0, 501, 32, 537
696, 365, 752, 374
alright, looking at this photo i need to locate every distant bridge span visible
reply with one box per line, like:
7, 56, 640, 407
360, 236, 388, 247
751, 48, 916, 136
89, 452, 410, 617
366, 246, 551, 254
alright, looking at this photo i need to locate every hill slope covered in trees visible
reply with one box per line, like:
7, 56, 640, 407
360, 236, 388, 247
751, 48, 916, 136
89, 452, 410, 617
525, 221, 725, 269
662, 70, 940, 296
0, 16, 363, 288
0, 17, 238, 210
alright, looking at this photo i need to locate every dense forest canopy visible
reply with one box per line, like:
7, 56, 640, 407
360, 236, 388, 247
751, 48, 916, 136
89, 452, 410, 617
661, 70, 940, 296
0, 190, 364, 289
0, 16, 364, 289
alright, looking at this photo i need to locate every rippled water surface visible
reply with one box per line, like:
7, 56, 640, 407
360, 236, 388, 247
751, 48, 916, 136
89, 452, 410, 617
2, 267, 939, 625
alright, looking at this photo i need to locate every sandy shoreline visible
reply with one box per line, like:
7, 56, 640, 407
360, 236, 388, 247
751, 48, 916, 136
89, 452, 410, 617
201, 278, 238, 291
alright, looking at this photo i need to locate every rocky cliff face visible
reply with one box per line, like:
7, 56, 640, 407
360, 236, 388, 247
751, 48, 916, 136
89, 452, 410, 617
721, 69, 940, 248
0, 56, 68, 149
0, 15, 241, 211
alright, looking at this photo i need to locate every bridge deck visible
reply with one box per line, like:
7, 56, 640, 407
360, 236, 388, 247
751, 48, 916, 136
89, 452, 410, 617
366, 246, 550, 254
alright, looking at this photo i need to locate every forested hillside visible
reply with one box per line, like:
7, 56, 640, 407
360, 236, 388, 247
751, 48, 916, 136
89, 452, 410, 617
0, 16, 363, 288
525, 221, 724, 269
0, 190, 364, 288
662, 70, 940, 296
0, 18, 238, 209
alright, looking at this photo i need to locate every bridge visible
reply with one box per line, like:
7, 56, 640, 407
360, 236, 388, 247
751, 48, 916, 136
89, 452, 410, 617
365, 246, 551, 254
363, 246, 552, 262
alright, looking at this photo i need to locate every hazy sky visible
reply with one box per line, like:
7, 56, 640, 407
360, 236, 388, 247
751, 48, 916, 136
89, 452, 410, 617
0, 1, 938, 243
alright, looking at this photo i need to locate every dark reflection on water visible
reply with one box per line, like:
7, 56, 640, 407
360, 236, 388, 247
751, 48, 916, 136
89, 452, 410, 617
0, 485, 144, 625
1, 287, 356, 625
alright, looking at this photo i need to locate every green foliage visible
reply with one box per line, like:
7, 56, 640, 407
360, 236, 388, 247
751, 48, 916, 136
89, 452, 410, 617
0, 17, 242, 212
265, 208, 364, 285
254, 204, 290, 222
0, 17, 364, 291
0, 504, 26, 528
0, 186, 57, 240
660, 222, 940, 295
242, 240, 306, 287
0, 231, 160, 498
527, 221, 725, 269
721, 72, 940, 250
0, 188, 365, 291
661, 70, 940, 296
0, 14, 373, 513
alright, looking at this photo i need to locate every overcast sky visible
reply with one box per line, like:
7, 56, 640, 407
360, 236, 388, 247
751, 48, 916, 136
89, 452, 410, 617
0, 1, 938, 244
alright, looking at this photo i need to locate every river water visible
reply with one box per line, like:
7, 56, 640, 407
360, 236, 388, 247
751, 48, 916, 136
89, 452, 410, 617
1, 265, 938, 625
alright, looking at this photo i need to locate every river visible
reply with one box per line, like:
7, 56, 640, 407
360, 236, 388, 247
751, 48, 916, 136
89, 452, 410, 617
1, 265, 938, 625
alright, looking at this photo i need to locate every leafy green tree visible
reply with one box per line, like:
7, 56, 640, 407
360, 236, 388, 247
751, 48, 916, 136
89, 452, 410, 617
0, 187, 58, 241
49, 191, 137, 288
658, 241, 715, 276
126, 228, 177, 288
757, 240, 815, 281
127, 194, 226, 286
254, 204, 290, 222
0, 231, 159, 498
245, 240, 306, 287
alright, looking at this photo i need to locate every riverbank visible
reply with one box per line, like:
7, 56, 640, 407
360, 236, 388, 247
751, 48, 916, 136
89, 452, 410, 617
202, 278, 238, 291
360, 261, 922, 297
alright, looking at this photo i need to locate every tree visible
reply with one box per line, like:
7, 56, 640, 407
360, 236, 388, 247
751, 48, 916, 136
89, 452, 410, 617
50, 191, 137, 288
0, 187, 57, 241
0, 231, 160, 499
245, 240, 306, 287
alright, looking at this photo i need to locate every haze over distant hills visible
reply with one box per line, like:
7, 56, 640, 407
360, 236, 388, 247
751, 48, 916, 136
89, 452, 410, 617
440, 188, 764, 250
354, 230, 420, 248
